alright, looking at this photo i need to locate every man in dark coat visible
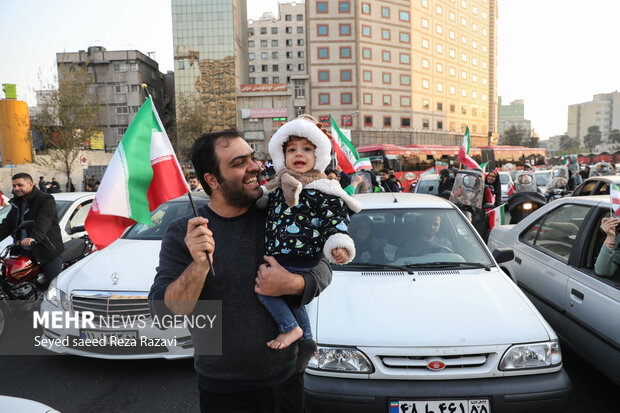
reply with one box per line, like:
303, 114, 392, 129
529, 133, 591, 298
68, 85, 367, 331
0, 173, 64, 287
379, 169, 399, 192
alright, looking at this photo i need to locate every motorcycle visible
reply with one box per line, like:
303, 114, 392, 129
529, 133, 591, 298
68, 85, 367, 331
0, 221, 94, 339
546, 165, 569, 201
449, 170, 493, 240
506, 171, 547, 224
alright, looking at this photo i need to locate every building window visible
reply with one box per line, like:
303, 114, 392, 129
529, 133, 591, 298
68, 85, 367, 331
340, 47, 351, 58
248, 28, 254, 36
449, 85, 456, 95
382, 7, 390, 18
273, 65, 279, 72
341, 70, 352, 81
318, 70, 329, 81
319, 93, 330, 104
363, 70, 371, 81
294, 80, 305, 98
422, 100, 430, 109
401, 96, 411, 107
249, 65, 255, 73
400, 53, 410, 64
272, 27, 278, 34
261, 52, 267, 59
436, 63, 443, 72
297, 14, 303, 21
272, 40, 278, 47
342, 115, 353, 126
422, 38, 429, 48
437, 82, 443, 92
248, 40, 254, 47
362, 48, 371, 59
272, 52, 279, 58
400, 10, 410, 21
382, 29, 390, 40
262, 77, 269, 84
341, 93, 352, 104
261, 65, 268, 71
339, 1, 350, 12
421, 18, 429, 28
131, 84, 140, 92
422, 79, 429, 89
132, 106, 139, 113
298, 51, 304, 58
437, 102, 443, 111
383, 72, 391, 84
362, 3, 370, 14
400, 32, 410, 43
285, 14, 292, 21
114, 63, 127, 72
273, 76, 279, 83
340, 24, 351, 35
298, 64, 305, 70
297, 26, 304, 34
364, 116, 373, 126
286, 39, 293, 47
384, 116, 391, 127
401, 118, 411, 127
400, 74, 410, 85
287, 64, 293, 71
437, 121, 443, 130
461, 105, 467, 115
297, 39, 304, 45
422, 119, 430, 129
382, 50, 391, 62
260, 27, 267, 34
261, 40, 268, 47
130, 63, 138, 71
383, 95, 391, 106
450, 104, 456, 113
362, 25, 371, 37
115, 84, 128, 93
317, 2, 327, 13
118, 127, 127, 135
286, 27, 292, 34
363, 93, 372, 104
318, 47, 329, 59
249, 77, 256, 84
436, 43, 443, 54
116, 106, 129, 114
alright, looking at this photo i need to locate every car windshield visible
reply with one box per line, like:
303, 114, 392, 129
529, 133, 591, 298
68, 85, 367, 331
346, 208, 493, 270
499, 174, 510, 184
416, 178, 439, 194
124, 198, 209, 240
535, 173, 550, 186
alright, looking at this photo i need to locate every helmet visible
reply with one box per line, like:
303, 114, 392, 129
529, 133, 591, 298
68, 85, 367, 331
3, 256, 40, 284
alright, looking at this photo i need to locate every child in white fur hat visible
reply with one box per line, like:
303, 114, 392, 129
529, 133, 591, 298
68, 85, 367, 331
260, 114, 362, 351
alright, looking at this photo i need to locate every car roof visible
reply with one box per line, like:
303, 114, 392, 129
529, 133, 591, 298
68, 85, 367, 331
353, 192, 453, 209
556, 194, 610, 206
582, 175, 620, 183
52, 192, 95, 201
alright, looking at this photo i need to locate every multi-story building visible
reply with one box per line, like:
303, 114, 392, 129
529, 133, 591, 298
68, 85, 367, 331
307, 0, 498, 147
567, 91, 620, 143
498, 97, 531, 137
56, 46, 173, 150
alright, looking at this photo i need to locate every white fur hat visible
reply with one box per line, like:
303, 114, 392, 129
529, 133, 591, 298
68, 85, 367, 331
268, 115, 332, 174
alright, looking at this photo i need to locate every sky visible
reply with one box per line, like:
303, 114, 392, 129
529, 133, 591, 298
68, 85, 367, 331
1, 0, 619, 141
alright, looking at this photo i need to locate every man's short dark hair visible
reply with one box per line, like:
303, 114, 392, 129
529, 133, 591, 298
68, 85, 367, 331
325, 168, 337, 176
12, 173, 33, 182
191, 128, 242, 195
379, 169, 389, 175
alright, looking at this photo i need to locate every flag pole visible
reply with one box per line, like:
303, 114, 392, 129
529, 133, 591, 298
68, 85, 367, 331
141, 84, 216, 276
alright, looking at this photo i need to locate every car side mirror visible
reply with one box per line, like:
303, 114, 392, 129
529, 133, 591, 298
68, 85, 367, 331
492, 248, 514, 264
69, 224, 86, 235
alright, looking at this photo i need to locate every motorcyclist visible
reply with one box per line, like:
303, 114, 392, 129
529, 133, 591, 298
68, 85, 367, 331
0, 173, 64, 288
507, 171, 547, 224
547, 166, 569, 201
589, 161, 614, 177
450, 169, 489, 240
437, 168, 455, 198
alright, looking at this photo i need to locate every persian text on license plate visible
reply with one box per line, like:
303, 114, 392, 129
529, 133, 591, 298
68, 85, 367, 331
389, 399, 490, 413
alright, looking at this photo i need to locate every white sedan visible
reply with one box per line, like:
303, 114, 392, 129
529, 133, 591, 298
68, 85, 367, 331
304, 193, 571, 413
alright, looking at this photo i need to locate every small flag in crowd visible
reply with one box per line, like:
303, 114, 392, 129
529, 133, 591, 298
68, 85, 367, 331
488, 204, 506, 229
420, 166, 435, 178
507, 180, 515, 197
85, 97, 189, 249
560, 155, 568, 166
458, 126, 482, 170
611, 183, 620, 217
330, 115, 360, 174
354, 157, 372, 171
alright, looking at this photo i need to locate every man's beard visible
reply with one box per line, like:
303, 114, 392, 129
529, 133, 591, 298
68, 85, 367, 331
217, 173, 261, 208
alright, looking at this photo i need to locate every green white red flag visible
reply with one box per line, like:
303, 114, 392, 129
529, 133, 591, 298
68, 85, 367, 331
85, 97, 189, 249
420, 166, 435, 178
488, 204, 506, 229
611, 183, 620, 217
354, 157, 372, 171
458, 126, 482, 170
330, 115, 359, 174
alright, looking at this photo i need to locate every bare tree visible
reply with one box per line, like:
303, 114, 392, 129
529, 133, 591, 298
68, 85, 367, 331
31, 61, 100, 189
175, 92, 217, 160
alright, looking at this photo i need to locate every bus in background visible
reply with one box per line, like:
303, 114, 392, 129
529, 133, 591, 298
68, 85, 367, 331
357, 144, 546, 191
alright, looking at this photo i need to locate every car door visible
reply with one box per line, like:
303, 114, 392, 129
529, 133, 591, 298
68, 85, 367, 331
564, 207, 620, 383
512, 203, 593, 337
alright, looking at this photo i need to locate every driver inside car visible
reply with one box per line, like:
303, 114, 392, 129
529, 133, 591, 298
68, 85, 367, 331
397, 213, 453, 258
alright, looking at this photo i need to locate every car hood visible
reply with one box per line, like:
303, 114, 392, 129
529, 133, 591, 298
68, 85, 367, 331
312, 269, 551, 347
57, 239, 162, 293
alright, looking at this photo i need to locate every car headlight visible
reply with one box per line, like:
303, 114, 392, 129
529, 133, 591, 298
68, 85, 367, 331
500, 341, 562, 370
44, 279, 70, 311
308, 346, 374, 373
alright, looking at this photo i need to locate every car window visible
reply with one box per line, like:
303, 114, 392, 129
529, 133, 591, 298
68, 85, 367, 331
416, 179, 439, 195
68, 200, 93, 229
577, 181, 598, 196
55, 201, 72, 219
535, 173, 550, 186
521, 204, 591, 263
499, 174, 509, 184
124, 200, 208, 240
347, 208, 493, 268
579, 210, 620, 288
596, 182, 610, 195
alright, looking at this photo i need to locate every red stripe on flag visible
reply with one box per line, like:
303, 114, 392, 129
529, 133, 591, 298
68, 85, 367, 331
85, 207, 136, 250
147, 157, 189, 209
333, 139, 355, 174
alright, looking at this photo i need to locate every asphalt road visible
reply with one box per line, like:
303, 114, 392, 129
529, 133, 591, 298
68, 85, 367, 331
0, 345, 617, 413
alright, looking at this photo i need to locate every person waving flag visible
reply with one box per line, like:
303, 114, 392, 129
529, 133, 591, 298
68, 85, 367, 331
458, 126, 482, 170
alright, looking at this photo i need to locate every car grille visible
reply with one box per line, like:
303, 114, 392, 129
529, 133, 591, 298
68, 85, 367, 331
380, 353, 489, 371
71, 291, 150, 327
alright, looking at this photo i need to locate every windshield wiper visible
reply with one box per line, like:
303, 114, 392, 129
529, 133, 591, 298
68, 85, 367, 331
403, 262, 490, 270
341, 262, 414, 274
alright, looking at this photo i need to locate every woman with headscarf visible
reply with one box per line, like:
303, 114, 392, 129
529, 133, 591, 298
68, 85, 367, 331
484, 170, 501, 207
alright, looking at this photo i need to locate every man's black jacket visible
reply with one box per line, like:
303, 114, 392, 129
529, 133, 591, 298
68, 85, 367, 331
0, 187, 63, 264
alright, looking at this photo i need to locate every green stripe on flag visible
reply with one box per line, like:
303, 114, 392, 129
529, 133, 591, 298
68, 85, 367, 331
330, 115, 359, 159
122, 98, 160, 224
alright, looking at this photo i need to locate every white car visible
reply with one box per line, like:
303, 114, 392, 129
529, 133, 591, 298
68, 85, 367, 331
38, 193, 209, 359
498, 172, 514, 203
0, 192, 95, 251
304, 193, 571, 412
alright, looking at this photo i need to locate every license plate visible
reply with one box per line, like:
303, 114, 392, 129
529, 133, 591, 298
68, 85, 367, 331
389, 399, 490, 413
79, 329, 138, 344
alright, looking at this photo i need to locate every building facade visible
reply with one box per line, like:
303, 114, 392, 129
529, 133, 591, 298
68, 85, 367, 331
307, 0, 498, 147
498, 97, 531, 137
56, 47, 173, 150
567, 91, 620, 143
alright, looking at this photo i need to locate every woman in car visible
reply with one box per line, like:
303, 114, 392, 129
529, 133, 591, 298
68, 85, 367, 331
595, 217, 620, 277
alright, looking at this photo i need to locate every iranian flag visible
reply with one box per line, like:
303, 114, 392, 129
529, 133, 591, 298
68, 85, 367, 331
330, 115, 359, 174
354, 157, 372, 171
488, 204, 506, 229
85, 97, 189, 249
458, 126, 482, 170
420, 166, 435, 178
507, 180, 515, 197
611, 183, 620, 217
